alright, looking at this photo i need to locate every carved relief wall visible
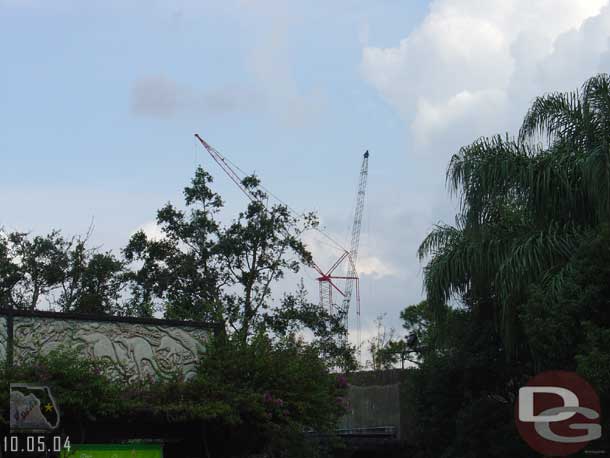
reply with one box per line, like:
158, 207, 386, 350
0, 316, 6, 363
11, 316, 209, 381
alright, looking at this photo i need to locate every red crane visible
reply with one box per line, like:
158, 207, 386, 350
194, 134, 369, 336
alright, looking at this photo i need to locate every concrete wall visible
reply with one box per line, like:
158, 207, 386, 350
338, 383, 400, 430
338, 369, 416, 441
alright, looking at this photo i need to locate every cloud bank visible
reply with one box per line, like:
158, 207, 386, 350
362, 0, 610, 149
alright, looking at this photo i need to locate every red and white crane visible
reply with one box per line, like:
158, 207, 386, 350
194, 134, 369, 335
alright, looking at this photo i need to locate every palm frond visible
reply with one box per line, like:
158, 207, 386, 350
494, 221, 585, 302
417, 223, 461, 261
582, 73, 610, 127
519, 91, 584, 144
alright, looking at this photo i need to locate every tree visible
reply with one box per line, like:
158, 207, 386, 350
124, 167, 351, 357
265, 280, 357, 371
0, 228, 128, 315
124, 167, 226, 323
407, 74, 610, 456
520, 224, 610, 378
418, 74, 610, 348
56, 237, 126, 315
0, 232, 21, 308
372, 301, 470, 369
217, 175, 315, 342
367, 313, 397, 370
191, 332, 349, 457
1, 230, 66, 309
399, 301, 532, 458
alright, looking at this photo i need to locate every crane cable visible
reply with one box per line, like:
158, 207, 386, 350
195, 135, 349, 254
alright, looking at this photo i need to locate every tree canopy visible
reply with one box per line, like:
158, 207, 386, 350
384, 73, 610, 457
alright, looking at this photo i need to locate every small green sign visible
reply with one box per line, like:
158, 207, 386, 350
61, 444, 162, 458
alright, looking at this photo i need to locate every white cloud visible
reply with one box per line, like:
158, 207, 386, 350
362, 0, 610, 150
301, 227, 397, 281
412, 89, 507, 144
358, 255, 397, 278
534, 4, 610, 91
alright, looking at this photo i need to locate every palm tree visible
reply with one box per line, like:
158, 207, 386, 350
419, 74, 610, 347
520, 74, 610, 223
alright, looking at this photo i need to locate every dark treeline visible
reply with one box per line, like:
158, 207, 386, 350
374, 74, 610, 457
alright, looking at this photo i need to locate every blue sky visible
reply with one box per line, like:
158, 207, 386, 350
0, 1, 430, 239
2, 0, 610, 350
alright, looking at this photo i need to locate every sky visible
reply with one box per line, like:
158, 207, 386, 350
2, 0, 610, 350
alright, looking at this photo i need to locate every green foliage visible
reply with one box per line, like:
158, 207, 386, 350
266, 280, 357, 371
0, 347, 124, 426
446, 397, 531, 458
0, 234, 21, 307
520, 224, 610, 372
188, 332, 348, 456
372, 301, 470, 369
366, 313, 400, 370
196, 333, 347, 429
1, 164, 353, 360
403, 307, 533, 458
408, 74, 610, 456
1, 337, 347, 456
1, 230, 67, 310
0, 229, 127, 315
577, 322, 610, 398
400, 300, 469, 355
124, 168, 317, 338
58, 242, 125, 315
123, 167, 226, 322
374, 339, 408, 369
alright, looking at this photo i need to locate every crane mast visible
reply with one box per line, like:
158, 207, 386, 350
315, 150, 369, 335
340, 151, 369, 325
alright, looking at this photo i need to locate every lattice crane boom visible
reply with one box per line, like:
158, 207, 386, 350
341, 150, 369, 320
194, 134, 258, 203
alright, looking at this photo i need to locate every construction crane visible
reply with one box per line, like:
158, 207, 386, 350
194, 134, 369, 336
316, 151, 369, 330
343, 151, 369, 319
